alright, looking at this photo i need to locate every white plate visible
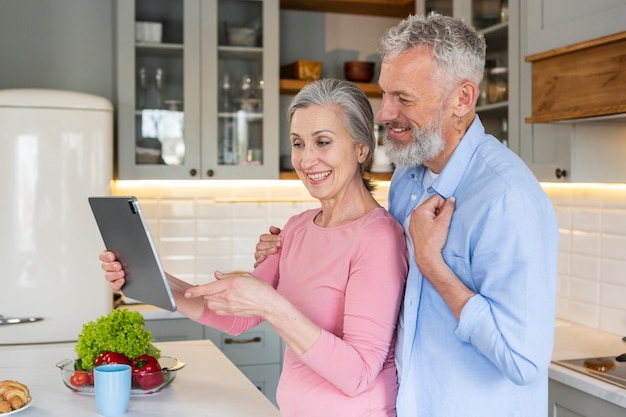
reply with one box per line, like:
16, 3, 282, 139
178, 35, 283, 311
4, 399, 32, 415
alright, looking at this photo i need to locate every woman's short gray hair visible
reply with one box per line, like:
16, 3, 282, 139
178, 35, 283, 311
378, 13, 486, 91
288, 78, 376, 191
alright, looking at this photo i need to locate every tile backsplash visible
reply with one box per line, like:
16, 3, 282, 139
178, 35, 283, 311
113, 180, 626, 337
544, 184, 626, 336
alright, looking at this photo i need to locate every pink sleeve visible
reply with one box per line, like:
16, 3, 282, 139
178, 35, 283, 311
298, 218, 407, 395
194, 244, 281, 335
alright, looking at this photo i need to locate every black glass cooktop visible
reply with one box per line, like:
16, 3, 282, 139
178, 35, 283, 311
555, 356, 626, 389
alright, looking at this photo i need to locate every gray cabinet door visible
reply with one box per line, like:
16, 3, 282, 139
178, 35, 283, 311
549, 379, 626, 417
526, 0, 626, 55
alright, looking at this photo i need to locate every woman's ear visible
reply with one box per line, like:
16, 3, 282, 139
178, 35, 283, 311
357, 143, 370, 164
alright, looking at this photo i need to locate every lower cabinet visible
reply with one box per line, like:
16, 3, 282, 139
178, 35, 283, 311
144, 318, 281, 406
549, 379, 625, 417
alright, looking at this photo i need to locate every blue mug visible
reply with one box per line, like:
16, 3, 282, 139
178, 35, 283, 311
94, 364, 131, 416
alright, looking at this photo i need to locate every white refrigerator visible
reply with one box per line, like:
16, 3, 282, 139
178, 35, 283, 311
0, 89, 113, 344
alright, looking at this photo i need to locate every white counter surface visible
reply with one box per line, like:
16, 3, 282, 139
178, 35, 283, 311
550, 320, 625, 409
0, 340, 281, 416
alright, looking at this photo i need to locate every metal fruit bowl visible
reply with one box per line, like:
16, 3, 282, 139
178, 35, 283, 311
56, 356, 185, 395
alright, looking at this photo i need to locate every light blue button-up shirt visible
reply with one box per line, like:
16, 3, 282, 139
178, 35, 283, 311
390, 117, 559, 417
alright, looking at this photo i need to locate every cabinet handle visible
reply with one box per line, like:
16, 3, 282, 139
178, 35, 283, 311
206, 169, 214, 177
224, 336, 261, 345
555, 168, 568, 179
189, 168, 197, 177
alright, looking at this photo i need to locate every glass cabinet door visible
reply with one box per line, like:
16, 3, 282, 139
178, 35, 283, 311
135, 0, 185, 167
201, 0, 279, 179
218, 0, 264, 167
117, 0, 202, 179
116, 0, 281, 180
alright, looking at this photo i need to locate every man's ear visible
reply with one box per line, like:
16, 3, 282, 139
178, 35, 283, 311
456, 80, 479, 116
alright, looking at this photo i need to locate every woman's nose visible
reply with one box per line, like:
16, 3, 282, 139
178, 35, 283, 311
299, 147, 318, 170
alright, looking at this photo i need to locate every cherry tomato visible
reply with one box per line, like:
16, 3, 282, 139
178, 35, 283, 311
70, 370, 89, 387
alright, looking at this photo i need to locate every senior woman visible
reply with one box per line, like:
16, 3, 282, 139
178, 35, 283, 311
100, 79, 408, 417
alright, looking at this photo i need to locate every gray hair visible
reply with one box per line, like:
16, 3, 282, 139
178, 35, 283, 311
378, 13, 486, 92
288, 78, 376, 191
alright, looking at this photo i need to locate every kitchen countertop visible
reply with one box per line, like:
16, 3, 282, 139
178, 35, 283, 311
0, 339, 281, 416
121, 302, 187, 320
550, 320, 626, 409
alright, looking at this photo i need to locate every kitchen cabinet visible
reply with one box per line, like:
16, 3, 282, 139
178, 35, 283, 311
526, 0, 626, 56
116, 0, 279, 180
417, 0, 519, 154
144, 318, 281, 406
549, 379, 625, 417
519, 2, 626, 182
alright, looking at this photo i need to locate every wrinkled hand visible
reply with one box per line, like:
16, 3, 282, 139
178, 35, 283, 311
184, 271, 275, 318
253, 226, 282, 268
409, 195, 456, 271
99, 250, 126, 293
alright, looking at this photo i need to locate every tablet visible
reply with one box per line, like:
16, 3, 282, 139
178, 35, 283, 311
88, 196, 176, 311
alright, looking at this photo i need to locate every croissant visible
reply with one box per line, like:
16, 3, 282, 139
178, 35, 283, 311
0, 380, 31, 413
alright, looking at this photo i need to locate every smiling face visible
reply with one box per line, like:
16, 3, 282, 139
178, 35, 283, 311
290, 105, 368, 203
376, 47, 458, 173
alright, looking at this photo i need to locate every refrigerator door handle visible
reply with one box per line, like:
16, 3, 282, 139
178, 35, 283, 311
0, 315, 44, 326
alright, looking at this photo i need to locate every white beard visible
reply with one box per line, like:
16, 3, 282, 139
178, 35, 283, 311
381, 111, 445, 167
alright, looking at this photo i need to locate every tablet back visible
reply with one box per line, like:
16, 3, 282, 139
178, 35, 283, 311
88, 196, 176, 311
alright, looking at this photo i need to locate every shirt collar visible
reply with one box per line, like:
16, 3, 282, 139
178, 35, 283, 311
429, 115, 485, 198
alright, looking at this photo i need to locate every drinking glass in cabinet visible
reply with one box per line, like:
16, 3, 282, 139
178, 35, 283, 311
217, 0, 265, 169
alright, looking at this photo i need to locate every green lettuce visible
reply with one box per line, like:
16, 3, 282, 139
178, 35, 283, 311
75, 309, 160, 369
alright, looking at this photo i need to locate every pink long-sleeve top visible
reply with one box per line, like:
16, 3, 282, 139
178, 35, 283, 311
196, 207, 407, 417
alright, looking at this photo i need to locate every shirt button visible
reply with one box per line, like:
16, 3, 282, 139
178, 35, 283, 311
411, 194, 417, 200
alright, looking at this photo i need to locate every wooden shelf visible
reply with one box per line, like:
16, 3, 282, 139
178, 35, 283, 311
280, 78, 381, 97
280, 0, 414, 18
280, 171, 392, 181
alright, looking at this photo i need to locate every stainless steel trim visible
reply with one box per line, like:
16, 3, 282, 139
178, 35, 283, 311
0, 315, 44, 326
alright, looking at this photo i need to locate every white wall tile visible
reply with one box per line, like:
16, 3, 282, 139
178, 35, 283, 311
570, 231, 600, 257
601, 235, 626, 261
159, 219, 196, 238
570, 253, 600, 281
569, 277, 600, 303
599, 306, 626, 336
196, 236, 232, 256
600, 283, 626, 309
159, 200, 195, 218
196, 218, 233, 237
569, 300, 600, 328
601, 259, 626, 285
601, 209, 626, 235
571, 208, 601, 232
159, 238, 195, 256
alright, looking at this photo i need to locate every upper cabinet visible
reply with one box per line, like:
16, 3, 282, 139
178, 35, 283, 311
519, 0, 626, 183
526, 0, 626, 55
418, 0, 517, 153
116, 0, 279, 180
